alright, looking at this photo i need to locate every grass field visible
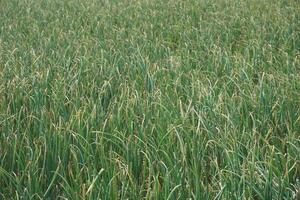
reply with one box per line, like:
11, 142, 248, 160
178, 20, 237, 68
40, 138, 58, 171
0, 0, 300, 199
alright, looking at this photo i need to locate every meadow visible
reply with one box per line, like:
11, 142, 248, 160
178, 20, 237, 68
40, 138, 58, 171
0, 0, 300, 199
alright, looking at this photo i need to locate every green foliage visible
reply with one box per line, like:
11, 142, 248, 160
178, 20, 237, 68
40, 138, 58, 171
0, 0, 299, 199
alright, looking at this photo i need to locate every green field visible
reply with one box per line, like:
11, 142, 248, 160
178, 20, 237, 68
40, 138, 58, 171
0, 0, 300, 199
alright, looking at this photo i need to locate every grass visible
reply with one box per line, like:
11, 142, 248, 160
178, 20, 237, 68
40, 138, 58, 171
0, 0, 300, 199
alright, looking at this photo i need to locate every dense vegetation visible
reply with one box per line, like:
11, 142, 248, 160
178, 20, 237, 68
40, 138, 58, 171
0, 0, 299, 199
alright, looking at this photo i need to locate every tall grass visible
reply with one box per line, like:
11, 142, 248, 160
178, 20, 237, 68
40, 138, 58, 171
0, 0, 299, 199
